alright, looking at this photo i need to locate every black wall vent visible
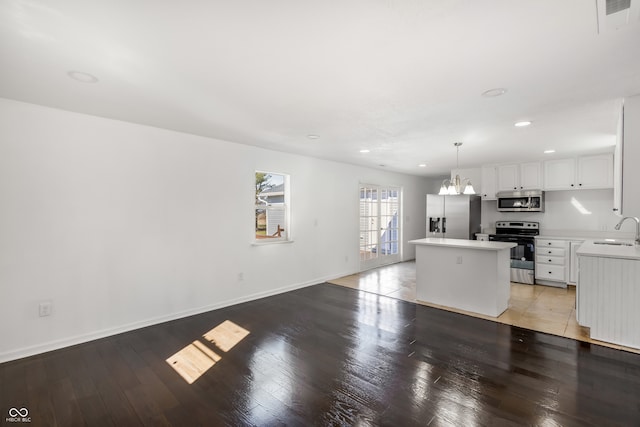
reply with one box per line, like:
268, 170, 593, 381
606, 0, 631, 15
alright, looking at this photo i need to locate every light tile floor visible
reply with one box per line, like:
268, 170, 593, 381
328, 261, 640, 354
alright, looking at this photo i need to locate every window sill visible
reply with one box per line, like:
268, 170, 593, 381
251, 240, 294, 246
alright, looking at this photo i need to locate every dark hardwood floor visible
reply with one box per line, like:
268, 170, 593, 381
2, 283, 640, 426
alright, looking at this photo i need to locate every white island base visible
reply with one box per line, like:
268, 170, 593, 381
409, 238, 516, 317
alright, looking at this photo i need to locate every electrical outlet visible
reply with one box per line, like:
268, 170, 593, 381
39, 301, 52, 317
237, 272, 244, 282
456, 256, 463, 264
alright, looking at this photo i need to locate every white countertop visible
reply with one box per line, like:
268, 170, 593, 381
577, 240, 640, 260
409, 238, 516, 251
535, 229, 635, 241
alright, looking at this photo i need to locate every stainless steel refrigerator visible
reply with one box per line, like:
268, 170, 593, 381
426, 194, 481, 239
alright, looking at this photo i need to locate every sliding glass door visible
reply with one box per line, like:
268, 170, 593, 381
359, 184, 402, 271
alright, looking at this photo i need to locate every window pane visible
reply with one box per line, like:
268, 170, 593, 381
255, 208, 267, 237
255, 172, 288, 241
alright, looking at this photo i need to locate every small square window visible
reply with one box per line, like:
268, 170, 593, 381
255, 172, 289, 242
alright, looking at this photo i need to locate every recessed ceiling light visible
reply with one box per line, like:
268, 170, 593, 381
359, 149, 370, 153
307, 134, 319, 140
544, 149, 556, 154
67, 71, 99, 83
515, 121, 532, 127
418, 164, 427, 168
481, 88, 507, 97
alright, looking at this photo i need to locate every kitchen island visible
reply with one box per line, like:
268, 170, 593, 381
409, 238, 516, 317
577, 240, 640, 349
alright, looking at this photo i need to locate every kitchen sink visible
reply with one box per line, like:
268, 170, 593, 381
593, 241, 634, 246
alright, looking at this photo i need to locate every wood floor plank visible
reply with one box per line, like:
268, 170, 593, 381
2, 283, 640, 425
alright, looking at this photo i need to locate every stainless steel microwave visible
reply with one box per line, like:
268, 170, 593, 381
496, 190, 545, 212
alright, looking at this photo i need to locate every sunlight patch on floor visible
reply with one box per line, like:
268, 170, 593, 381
167, 320, 250, 384
203, 319, 250, 352
166, 340, 222, 384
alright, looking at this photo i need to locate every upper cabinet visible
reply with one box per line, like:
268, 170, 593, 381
621, 94, 640, 216
481, 165, 497, 200
496, 164, 518, 192
496, 162, 542, 192
577, 154, 613, 189
521, 162, 544, 189
613, 102, 623, 213
544, 158, 576, 190
544, 154, 613, 191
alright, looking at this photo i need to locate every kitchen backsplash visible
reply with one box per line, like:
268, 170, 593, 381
481, 189, 634, 235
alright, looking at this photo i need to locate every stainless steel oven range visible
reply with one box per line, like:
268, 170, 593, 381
489, 221, 539, 284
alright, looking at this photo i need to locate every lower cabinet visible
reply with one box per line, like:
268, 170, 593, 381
535, 238, 568, 287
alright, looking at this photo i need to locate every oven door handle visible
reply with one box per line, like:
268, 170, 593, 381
490, 236, 520, 242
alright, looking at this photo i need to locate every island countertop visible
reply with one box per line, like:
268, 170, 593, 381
409, 238, 516, 251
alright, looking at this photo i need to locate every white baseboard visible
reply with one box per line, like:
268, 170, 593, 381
0, 276, 337, 364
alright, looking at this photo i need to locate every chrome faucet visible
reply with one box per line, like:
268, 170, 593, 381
614, 216, 640, 246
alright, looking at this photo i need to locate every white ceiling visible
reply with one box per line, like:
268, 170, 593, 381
1, 0, 639, 176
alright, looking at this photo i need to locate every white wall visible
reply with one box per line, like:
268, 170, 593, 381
426, 175, 448, 195
481, 189, 636, 236
0, 98, 430, 362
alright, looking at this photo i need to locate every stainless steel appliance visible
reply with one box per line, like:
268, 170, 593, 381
489, 221, 539, 284
497, 190, 545, 212
426, 194, 481, 239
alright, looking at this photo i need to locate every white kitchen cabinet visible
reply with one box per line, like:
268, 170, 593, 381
536, 264, 566, 282
544, 158, 577, 190
622, 94, 640, 217
496, 164, 519, 191
480, 165, 497, 200
520, 162, 543, 189
613, 103, 624, 214
544, 154, 613, 191
576, 154, 613, 189
535, 238, 568, 287
496, 162, 542, 192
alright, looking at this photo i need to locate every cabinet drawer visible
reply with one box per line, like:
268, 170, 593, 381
536, 255, 565, 265
538, 247, 565, 257
537, 239, 566, 249
536, 264, 565, 281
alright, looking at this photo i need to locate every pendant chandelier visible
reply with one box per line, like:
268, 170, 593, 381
438, 142, 476, 195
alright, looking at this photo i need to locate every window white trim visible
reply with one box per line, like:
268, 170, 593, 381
255, 171, 291, 244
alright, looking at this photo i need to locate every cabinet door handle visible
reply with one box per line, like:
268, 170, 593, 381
548, 259, 552, 262
548, 250, 552, 253
549, 271, 552, 274
613, 208, 619, 211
